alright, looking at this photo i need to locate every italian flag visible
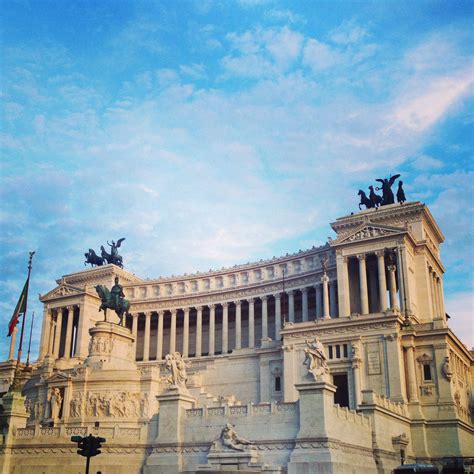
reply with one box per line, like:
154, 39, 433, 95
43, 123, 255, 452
8, 279, 29, 336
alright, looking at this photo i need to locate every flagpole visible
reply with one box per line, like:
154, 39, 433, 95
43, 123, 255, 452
26, 311, 35, 367
16, 251, 35, 367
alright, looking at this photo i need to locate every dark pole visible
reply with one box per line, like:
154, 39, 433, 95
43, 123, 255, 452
85, 455, 90, 474
26, 312, 35, 367
16, 251, 35, 367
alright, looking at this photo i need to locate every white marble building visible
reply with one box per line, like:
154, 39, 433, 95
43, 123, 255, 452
0, 202, 472, 473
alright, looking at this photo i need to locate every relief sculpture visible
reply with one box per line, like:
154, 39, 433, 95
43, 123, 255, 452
82, 391, 150, 418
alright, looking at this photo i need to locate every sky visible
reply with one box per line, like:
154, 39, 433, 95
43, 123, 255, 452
1, 0, 473, 360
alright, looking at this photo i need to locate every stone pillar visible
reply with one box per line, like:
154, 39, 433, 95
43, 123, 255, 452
396, 245, 411, 314
73, 303, 88, 358
261, 296, 268, 340
131, 313, 138, 359
235, 301, 242, 350
301, 288, 308, 322
387, 265, 398, 310
8, 327, 17, 360
329, 281, 338, 317
376, 250, 388, 312
47, 317, 56, 356
64, 306, 75, 359
315, 284, 322, 319
143, 312, 151, 362
385, 334, 406, 402
222, 303, 229, 354
274, 294, 282, 341
336, 253, 350, 317
39, 306, 51, 359
322, 275, 330, 320
405, 344, 419, 402
182, 308, 189, 358
170, 309, 177, 354
208, 305, 215, 356
437, 276, 446, 320
352, 347, 362, 407
248, 298, 255, 349
358, 254, 369, 315
288, 291, 295, 323
53, 308, 63, 358
195, 307, 202, 357
157, 311, 164, 360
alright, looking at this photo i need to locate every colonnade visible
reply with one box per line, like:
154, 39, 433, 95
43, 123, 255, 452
42, 306, 79, 360
338, 250, 399, 316
130, 282, 339, 362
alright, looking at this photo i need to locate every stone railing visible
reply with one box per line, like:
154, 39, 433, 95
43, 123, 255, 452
15, 424, 145, 441
186, 401, 298, 418
361, 390, 409, 418
333, 405, 370, 427
126, 244, 333, 301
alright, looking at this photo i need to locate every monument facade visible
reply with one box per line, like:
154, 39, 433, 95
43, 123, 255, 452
0, 201, 472, 473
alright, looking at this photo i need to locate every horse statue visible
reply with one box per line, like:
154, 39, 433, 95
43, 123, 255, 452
95, 283, 130, 326
101, 245, 124, 268
84, 249, 105, 267
368, 186, 382, 208
358, 190, 372, 210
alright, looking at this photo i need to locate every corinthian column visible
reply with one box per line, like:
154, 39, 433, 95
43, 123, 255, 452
261, 296, 268, 340
288, 291, 295, 323
235, 301, 242, 350
209, 305, 215, 356
170, 309, 177, 354
301, 288, 308, 322
64, 306, 75, 359
195, 307, 202, 357
315, 284, 322, 319
387, 265, 398, 310
274, 294, 281, 341
322, 275, 330, 319
405, 345, 419, 402
248, 298, 255, 349
183, 308, 190, 358
358, 254, 369, 315
222, 303, 229, 354
48, 318, 56, 356
376, 250, 388, 312
143, 312, 151, 362
132, 313, 138, 356
156, 311, 163, 360
53, 309, 64, 358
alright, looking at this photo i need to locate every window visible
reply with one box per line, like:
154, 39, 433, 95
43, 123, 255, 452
333, 373, 349, 408
275, 376, 281, 392
423, 364, 432, 381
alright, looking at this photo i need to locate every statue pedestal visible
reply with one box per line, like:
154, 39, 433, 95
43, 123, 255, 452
85, 321, 136, 370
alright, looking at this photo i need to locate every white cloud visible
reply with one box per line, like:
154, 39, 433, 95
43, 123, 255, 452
410, 155, 444, 170
302, 38, 340, 72
388, 72, 473, 132
329, 21, 368, 45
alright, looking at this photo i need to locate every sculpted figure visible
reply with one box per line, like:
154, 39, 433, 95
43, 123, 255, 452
303, 338, 329, 381
165, 352, 188, 389
442, 356, 453, 381
397, 180, 406, 204
376, 174, 400, 206
221, 423, 251, 451
369, 185, 382, 208
49, 388, 63, 420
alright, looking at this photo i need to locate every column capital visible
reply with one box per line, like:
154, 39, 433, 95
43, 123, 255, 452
300, 287, 308, 294
273, 293, 281, 300
222, 302, 229, 308
209, 304, 216, 310
375, 250, 385, 258
234, 300, 241, 306
170, 308, 177, 315
66, 305, 76, 311
357, 253, 366, 261
286, 290, 294, 296
156, 310, 163, 316
247, 297, 254, 304
387, 264, 397, 272
195, 305, 203, 311
183, 307, 190, 314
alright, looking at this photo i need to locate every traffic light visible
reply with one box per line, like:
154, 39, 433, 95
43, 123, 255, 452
89, 436, 106, 457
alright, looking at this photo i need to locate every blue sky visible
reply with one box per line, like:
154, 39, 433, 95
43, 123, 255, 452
1, 0, 473, 360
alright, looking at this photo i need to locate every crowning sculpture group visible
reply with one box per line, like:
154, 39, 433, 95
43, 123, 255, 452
358, 174, 406, 210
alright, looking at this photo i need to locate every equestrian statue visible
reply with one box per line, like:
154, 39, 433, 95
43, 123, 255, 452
95, 276, 130, 326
